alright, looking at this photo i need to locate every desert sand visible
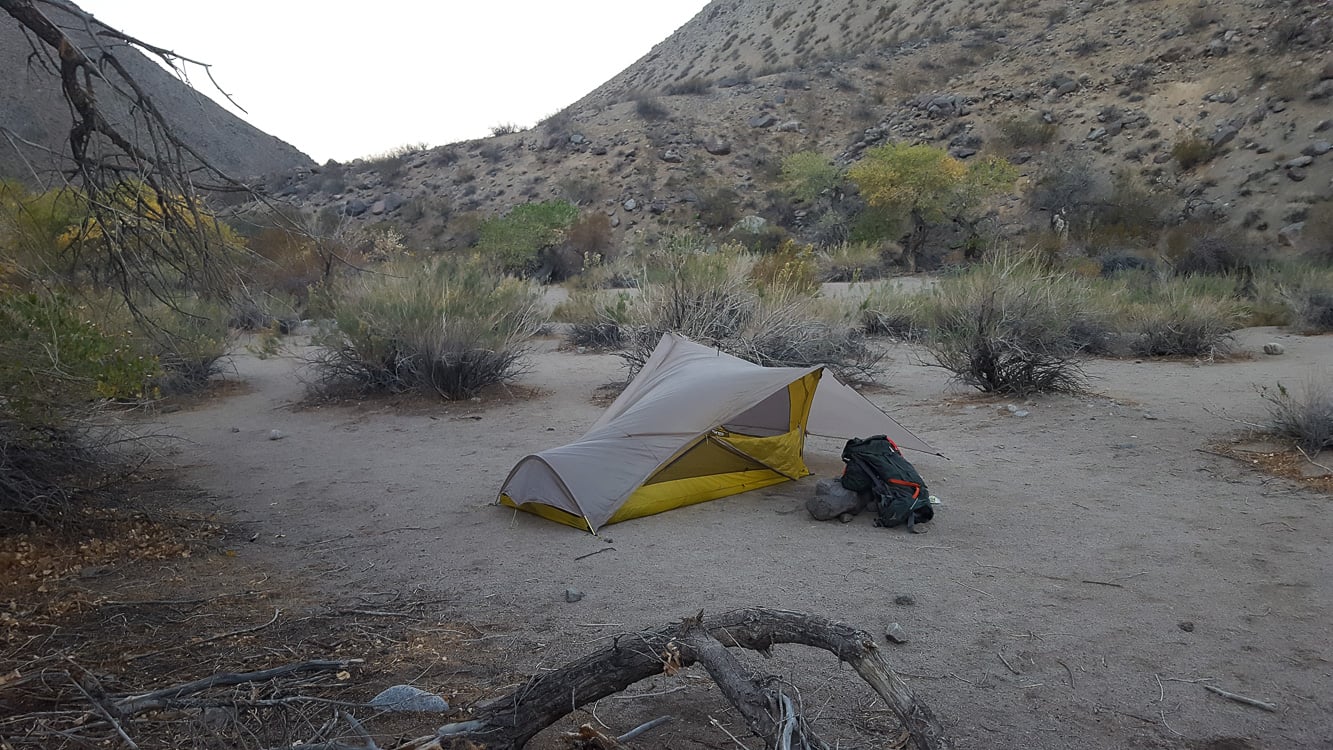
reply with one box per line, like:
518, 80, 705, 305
151, 326, 1332, 749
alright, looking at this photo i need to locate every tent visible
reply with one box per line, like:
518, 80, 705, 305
497, 334, 934, 532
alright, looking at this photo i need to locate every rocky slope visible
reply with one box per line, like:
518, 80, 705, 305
0, 1, 312, 187
264, 0, 1331, 254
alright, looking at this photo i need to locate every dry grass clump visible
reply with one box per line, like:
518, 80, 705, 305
1123, 291, 1241, 357
619, 241, 882, 382
915, 253, 1105, 395
553, 290, 633, 350
311, 257, 544, 399
1259, 380, 1333, 454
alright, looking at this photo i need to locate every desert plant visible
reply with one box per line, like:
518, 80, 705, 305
781, 151, 842, 202
312, 257, 544, 398
474, 201, 579, 274
490, 123, 521, 136
916, 253, 1102, 394
1286, 288, 1333, 334
1259, 380, 1333, 454
858, 281, 927, 339
665, 76, 711, 95
696, 187, 741, 229
1303, 199, 1333, 263
1124, 290, 1242, 357
751, 240, 820, 294
554, 290, 632, 350
819, 242, 884, 282
634, 97, 670, 121
1172, 132, 1218, 170
996, 116, 1058, 150
1164, 224, 1265, 275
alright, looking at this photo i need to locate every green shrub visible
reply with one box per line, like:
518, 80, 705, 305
1259, 381, 1333, 454
475, 201, 578, 274
916, 253, 1103, 394
781, 151, 842, 202
312, 257, 544, 398
859, 281, 927, 338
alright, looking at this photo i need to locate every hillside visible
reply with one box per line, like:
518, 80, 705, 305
264, 0, 1330, 259
0, 1, 312, 187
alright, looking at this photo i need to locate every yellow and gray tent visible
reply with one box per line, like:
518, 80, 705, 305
497, 334, 933, 532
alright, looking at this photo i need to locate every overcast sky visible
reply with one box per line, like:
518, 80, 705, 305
74, 1, 711, 163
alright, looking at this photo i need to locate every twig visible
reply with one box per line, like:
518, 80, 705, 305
709, 716, 753, 750
115, 659, 358, 715
337, 609, 420, 619
617, 715, 672, 742
997, 653, 1020, 675
1296, 446, 1332, 475
1154, 673, 1164, 703
1203, 684, 1277, 712
1056, 660, 1075, 690
575, 548, 615, 561
1080, 579, 1124, 588
951, 579, 994, 597
600, 685, 689, 701
125, 608, 281, 661
340, 711, 380, 750
71, 679, 140, 750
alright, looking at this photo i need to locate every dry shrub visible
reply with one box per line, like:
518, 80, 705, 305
1125, 291, 1241, 357
554, 290, 632, 351
1258, 380, 1333, 452
996, 116, 1058, 150
750, 240, 820, 295
858, 281, 926, 339
311, 257, 544, 399
1303, 200, 1333, 263
1172, 133, 1217, 170
819, 243, 886, 282
917, 253, 1100, 395
620, 242, 882, 381
1286, 288, 1333, 334
1260, 380, 1333, 454
634, 97, 669, 121
1164, 224, 1265, 275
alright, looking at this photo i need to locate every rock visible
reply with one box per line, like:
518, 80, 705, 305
1286, 155, 1315, 169
343, 198, 369, 216
1287, 167, 1307, 182
623, 198, 638, 211
1211, 126, 1239, 148
590, 145, 608, 155
777, 120, 803, 132
838, 512, 856, 523
1177, 621, 1195, 633
1302, 140, 1332, 156
648, 201, 667, 215
1205, 89, 1238, 103
268, 429, 285, 441
807, 478, 867, 521
1005, 404, 1018, 413
370, 199, 386, 215
370, 685, 450, 713
732, 215, 767, 233
230, 426, 241, 433
1263, 342, 1285, 355
703, 138, 732, 156
1013, 410, 1031, 418
1277, 222, 1304, 247
894, 594, 915, 606
382, 193, 406, 213
1316, 119, 1333, 133
659, 149, 683, 163
1309, 80, 1333, 101
569, 133, 586, 145
564, 588, 584, 603
747, 113, 778, 128
1143, 412, 1159, 420
1086, 127, 1108, 142
1206, 38, 1228, 56
885, 623, 909, 644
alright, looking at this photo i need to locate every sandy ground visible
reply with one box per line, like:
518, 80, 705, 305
150, 327, 1332, 750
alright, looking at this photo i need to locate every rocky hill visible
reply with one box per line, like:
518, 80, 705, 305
0, 1, 312, 187
263, 0, 1331, 256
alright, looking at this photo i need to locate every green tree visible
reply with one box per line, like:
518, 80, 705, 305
847, 144, 1017, 270
475, 201, 578, 274
781, 151, 842, 202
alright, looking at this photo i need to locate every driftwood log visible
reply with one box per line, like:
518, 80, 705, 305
396, 608, 948, 750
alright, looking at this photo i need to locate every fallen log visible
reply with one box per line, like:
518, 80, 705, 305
397, 608, 947, 750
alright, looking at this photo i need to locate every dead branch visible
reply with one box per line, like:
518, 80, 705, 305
402, 608, 947, 750
1203, 684, 1278, 712
124, 607, 282, 662
114, 659, 357, 716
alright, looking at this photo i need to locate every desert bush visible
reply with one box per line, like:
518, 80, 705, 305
819, 242, 884, 282
490, 123, 521, 136
1172, 132, 1218, 170
1163, 224, 1265, 275
996, 116, 1057, 150
751, 240, 820, 294
1259, 380, 1333, 454
1285, 287, 1333, 333
620, 240, 882, 381
311, 257, 544, 398
916, 253, 1103, 394
665, 76, 711, 95
474, 201, 578, 274
565, 212, 614, 258
1123, 289, 1241, 357
1303, 200, 1333, 263
696, 187, 741, 229
554, 290, 632, 350
858, 281, 926, 339
634, 97, 670, 121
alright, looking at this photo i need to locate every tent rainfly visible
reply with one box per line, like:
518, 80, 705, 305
497, 334, 934, 532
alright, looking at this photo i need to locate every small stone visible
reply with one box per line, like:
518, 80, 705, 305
230, 427, 241, 433
268, 429, 285, 441
1005, 404, 1019, 413
894, 594, 915, 606
1263, 342, 1285, 355
1178, 621, 1195, 633
1285, 155, 1315, 169
370, 685, 450, 713
622, 198, 638, 211
1302, 140, 1332, 156
885, 623, 909, 644
659, 149, 683, 163
838, 512, 855, 523
747, 113, 778, 128
564, 588, 584, 603
1013, 410, 1031, 418
1287, 167, 1307, 182
1143, 412, 1158, 420
1277, 222, 1304, 247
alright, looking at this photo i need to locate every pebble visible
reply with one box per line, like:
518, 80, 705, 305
1263, 342, 1284, 355
370, 685, 450, 713
885, 623, 909, 644
1013, 410, 1030, 418
894, 594, 916, 606
1178, 621, 1195, 633
268, 429, 285, 441
564, 587, 585, 603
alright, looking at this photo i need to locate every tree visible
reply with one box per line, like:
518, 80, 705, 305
847, 144, 1016, 270
781, 151, 842, 203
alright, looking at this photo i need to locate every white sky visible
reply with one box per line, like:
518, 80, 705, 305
74, 1, 711, 163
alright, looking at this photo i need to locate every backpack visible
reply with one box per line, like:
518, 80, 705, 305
840, 435, 934, 531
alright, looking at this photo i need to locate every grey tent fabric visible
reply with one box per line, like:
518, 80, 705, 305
498, 334, 933, 531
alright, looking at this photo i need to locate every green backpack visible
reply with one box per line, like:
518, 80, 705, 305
840, 435, 933, 531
